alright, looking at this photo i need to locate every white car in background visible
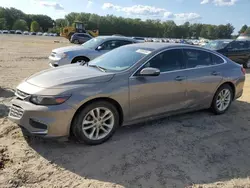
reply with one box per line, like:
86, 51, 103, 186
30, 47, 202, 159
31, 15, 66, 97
2, 30, 9, 34
15, 30, 22, 34
132, 37, 145, 43
49, 36, 137, 67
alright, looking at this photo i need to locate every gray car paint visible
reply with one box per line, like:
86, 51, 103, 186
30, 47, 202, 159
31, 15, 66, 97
49, 36, 137, 67
9, 43, 245, 138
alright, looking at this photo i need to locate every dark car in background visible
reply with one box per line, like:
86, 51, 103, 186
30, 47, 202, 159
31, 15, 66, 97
9, 30, 15, 34
70, 33, 93, 44
204, 40, 250, 68
29, 32, 36, 35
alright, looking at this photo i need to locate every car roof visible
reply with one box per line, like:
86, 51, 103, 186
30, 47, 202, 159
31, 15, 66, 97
212, 39, 233, 42
127, 42, 194, 50
97, 36, 136, 41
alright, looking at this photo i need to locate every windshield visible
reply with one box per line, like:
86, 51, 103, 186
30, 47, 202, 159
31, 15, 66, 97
81, 37, 104, 49
88, 46, 152, 71
204, 40, 231, 50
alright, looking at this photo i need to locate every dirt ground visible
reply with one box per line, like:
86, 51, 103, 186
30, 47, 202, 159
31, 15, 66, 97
1, 35, 250, 188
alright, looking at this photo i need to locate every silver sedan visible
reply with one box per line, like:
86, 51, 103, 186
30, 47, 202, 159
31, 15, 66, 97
49, 36, 137, 67
9, 43, 245, 145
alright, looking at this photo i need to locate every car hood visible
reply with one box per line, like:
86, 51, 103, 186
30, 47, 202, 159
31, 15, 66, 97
25, 65, 115, 88
52, 45, 89, 53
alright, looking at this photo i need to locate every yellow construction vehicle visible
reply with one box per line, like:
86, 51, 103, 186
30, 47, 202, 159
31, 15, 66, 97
60, 21, 99, 40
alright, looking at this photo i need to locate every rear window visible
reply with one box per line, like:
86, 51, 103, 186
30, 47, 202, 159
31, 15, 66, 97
183, 49, 214, 68
211, 54, 224, 65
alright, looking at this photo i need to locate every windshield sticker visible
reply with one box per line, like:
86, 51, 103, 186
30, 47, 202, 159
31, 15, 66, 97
136, 49, 151, 55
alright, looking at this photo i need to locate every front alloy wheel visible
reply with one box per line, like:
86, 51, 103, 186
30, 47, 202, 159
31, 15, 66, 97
72, 101, 119, 145
82, 107, 114, 140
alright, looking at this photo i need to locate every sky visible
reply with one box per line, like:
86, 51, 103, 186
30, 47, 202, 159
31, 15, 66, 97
1, 0, 250, 34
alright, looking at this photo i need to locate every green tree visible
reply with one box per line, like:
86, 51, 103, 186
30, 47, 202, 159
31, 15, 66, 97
28, 14, 53, 31
207, 25, 217, 39
65, 12, 79, 26
0, 17, 6, 29
239, 25, 248, 34
200, 26, 208, 38
55, 18, 67, 28
30, 21, 40, 32
245, 27, 250, 34
12, 19, 28, 30
0, 6, 240, 38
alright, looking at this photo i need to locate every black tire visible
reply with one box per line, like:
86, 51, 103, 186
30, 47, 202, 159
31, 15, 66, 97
71, 56, 89, 64
71, 101, 120, 145
68, 32, 74, 41
243, 59, 250, 69
211, 84, 233, 115
73, 39, 79, 44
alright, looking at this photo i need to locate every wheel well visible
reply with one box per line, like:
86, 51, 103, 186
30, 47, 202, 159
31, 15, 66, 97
70, 97, 124, 135
71, 56, 90, 64
219, 82, 236, 100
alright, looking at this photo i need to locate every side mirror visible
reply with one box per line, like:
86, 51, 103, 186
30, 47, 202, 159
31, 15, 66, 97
139, 67, 160, 76
97, 46, 103, 51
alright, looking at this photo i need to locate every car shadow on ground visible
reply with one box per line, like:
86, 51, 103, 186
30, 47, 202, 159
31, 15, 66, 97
27, 100, 250, 187
0, 87, 14, 118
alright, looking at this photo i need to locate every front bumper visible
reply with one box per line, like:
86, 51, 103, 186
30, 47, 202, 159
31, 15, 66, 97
48, 55, 71, 67
8, 98, 76, 138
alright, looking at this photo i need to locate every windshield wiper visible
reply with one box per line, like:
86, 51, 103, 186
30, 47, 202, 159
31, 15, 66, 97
88, 64, 107, 72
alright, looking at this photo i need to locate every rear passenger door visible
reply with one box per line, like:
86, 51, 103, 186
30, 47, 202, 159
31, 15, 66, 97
182, 48, 224, 109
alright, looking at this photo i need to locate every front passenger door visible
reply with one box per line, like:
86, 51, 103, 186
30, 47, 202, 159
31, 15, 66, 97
129, 49, 188, 121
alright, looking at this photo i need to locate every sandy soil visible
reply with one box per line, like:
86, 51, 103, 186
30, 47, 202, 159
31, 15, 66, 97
1, 35, 250, 188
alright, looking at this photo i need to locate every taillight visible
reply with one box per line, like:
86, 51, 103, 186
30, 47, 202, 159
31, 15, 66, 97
241, 67, 246, 75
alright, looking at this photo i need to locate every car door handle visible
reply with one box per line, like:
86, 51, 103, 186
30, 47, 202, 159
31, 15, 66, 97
175, 76, 186, 81
211, 71, 220, 76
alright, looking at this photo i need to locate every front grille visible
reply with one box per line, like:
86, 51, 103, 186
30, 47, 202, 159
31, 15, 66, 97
50, 52, 56, 57
9, 105, 24, 119
15, 89, 30, 99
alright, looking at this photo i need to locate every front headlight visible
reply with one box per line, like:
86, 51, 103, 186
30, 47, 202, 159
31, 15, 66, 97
56, 53, 68, 59
30, 95, 71, 105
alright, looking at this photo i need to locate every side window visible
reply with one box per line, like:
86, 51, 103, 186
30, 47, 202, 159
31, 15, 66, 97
227, 41, 247, 50
211, 54, 224, 65
183, 49, 213, 68
82, 34, 91, 38
144, 49, 184, 72
100, 40, 120, 50
117, 40, 133, 46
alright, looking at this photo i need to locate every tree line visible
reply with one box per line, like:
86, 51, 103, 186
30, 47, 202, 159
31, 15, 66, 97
1, 7, 250, 39
0, 7, 54, 32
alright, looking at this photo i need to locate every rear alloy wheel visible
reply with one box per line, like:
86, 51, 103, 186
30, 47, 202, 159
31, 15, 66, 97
72, 101, 119, 145
211, 84, 233, 115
